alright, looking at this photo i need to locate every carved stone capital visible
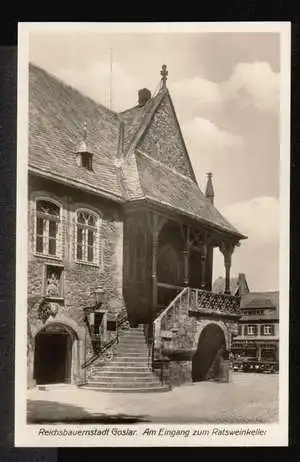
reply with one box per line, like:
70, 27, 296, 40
219, 241, 235, 261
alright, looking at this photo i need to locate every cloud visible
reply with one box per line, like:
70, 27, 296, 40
170, 61, 279, 118
170, 77, 223, 118
181, 117, 245, 208
222, 61, 279, 114
213, 196, 279, 291
55, 62, 140, 111
183, 117, 243, 155
223, 196, 279, 244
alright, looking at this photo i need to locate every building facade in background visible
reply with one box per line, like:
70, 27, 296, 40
213, 274, 279, 363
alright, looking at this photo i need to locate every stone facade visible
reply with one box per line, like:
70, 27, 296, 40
153, 288, 239, 387
27, 175, 125, 388
138, 96, 195, 180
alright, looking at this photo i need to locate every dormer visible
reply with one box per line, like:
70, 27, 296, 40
76, 122, 93, 171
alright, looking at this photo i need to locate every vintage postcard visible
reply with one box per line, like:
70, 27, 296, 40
15, 21, 290, 447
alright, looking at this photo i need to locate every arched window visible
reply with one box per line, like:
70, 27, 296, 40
76, 210, 99, 264
35, 200, 61, 257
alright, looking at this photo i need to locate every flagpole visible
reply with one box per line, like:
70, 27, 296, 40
110, 48, 113, 110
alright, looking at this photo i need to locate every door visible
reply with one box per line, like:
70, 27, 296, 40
34, 331, 70, 384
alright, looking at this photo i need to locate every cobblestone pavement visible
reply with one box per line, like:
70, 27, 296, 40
27, 373, 279, 424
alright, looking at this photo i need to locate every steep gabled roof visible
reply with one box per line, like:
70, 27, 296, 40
29, 64, 124, 201
241, 291, 279, 310
135, 150, 244, 237
28, 64, 246, 240
240, 291, 279, 321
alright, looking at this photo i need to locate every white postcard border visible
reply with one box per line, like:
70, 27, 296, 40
15, 21, 291, 447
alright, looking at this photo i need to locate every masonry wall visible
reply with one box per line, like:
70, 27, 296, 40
27, 174, 125, 386
154, 292, 239, 387
138, 96, 195, 180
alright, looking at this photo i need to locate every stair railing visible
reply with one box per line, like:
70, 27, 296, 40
153, 287, 189, 351
81, 310, 128, 370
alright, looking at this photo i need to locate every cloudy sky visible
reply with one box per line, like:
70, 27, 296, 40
28, 28, 281, 291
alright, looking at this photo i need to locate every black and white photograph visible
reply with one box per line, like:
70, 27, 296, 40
15, 22, 290, 447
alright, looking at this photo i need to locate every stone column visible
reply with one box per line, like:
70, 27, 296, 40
205, 244, 214, 291
151, 230, 159, 312
200, 243, 207, 289
220, 242, 235, 295
183, 250, 189, 286
182, 226, 190, 286
225, 259, 231, 294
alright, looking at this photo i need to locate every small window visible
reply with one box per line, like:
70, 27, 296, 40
247, 325, 257, 336
263, 325, 274, 336
45, 265, 64, 298
81, 152, 93, 170
76, 210, 99, 264
35, 200, 61, 257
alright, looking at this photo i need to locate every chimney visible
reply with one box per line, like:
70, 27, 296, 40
138, 88, 151, 107
205, 172, 215, 204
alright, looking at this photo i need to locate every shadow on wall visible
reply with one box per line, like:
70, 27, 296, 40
27, 400, 150, 424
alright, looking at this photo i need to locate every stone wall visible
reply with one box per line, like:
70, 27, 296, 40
154, 289, 239, 387
27, 175, 125, 387
138, 95, 195, 180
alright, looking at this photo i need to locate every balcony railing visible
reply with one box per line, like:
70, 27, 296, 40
189, 288, 241, 317
154, 286, 241, 348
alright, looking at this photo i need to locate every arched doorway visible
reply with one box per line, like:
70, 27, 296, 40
33, 323, 76, 385
192, 324, 226, 382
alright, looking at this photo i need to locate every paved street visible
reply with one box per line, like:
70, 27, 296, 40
27, 372, 278, 424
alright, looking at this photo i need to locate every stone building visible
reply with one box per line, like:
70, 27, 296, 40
213, 274, 279, 363
27, 63, 246, 391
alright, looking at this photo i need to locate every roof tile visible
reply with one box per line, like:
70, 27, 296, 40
29, 64, 123, 200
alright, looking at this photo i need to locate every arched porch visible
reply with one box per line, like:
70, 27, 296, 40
192, 323, 228, 382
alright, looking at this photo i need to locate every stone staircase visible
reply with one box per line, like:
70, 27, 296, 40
83, 325, 170, 393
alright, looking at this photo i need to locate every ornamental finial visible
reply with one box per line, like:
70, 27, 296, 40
160, 64, 168, 88
205, 172, 215, 204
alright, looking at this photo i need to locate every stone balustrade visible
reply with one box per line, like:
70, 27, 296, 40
189, 288, 241, 317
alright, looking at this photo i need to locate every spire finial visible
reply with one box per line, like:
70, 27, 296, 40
160, 64, 168, 88
205, 172, 215, 204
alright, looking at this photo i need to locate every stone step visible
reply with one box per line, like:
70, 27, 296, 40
81, 385, 170, 393
120, 334, 145, 340
90, 372, 157, 383
84, 324, 167, 394
118, 342, 148, 347
118, 338, 147, 344
109, 357, 150, 364
85, 379, 162, 388
117, 351, 149, 357
91, 368, 152, 377
96, 362, 150, 369
117, 350, 149, 356
92, 366, 151, 373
